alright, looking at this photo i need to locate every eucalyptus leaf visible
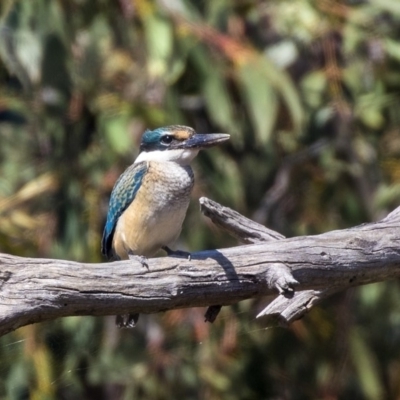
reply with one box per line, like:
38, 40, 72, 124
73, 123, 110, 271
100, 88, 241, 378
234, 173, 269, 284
238, 62, 278, 144
102, 115, 132, 155
143, 14, 173, 77
203, 69, 239, 140
350, 329, 384, 400
369, 0, 400, 16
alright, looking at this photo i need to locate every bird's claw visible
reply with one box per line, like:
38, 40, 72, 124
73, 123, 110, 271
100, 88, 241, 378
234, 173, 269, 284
128, 253, 149, 269
116, 313, 139, 328
162, 246, 191, 261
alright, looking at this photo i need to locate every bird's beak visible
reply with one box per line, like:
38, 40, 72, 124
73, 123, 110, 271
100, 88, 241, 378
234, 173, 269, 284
176, 133, 230, 149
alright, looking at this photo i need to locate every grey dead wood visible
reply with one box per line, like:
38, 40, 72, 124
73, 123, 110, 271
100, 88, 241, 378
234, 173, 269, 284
0, 198, 400, 337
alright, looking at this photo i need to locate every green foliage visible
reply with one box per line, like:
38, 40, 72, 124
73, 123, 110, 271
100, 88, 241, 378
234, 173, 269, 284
1, 0, 400, 399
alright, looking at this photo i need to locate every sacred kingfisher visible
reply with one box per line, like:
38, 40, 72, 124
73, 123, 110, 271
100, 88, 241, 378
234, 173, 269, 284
102, 125, 230, 328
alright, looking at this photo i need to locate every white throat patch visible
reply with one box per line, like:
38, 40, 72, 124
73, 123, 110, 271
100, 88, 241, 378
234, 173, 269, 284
134, 149, 200, 165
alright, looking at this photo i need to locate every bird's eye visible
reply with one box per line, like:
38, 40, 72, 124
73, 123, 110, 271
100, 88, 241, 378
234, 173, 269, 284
161, 135, 173, 145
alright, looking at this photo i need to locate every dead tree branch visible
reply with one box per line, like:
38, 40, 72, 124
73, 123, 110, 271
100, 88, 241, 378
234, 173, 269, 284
0, 198, 399, 337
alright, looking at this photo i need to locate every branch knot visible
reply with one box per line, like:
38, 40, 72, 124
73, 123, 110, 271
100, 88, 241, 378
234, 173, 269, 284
265, 263, 299, 294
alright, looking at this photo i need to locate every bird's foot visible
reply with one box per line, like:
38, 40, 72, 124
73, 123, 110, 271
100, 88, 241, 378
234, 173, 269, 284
128, 252, 149, 269
162, 246, 191, 261
116, 313, 139, 329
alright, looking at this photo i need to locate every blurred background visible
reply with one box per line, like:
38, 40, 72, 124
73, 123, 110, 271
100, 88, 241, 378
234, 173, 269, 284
1, 0, 400, 399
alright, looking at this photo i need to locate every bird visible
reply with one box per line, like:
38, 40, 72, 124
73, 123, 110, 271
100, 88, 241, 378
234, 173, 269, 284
102, 125, 230, 328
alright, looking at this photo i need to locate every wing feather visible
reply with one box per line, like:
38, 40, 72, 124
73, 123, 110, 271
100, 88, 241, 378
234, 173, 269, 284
101, 161, 148, 259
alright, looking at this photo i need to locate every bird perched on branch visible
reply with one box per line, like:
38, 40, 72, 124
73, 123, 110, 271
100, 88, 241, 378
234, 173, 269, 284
102, 125, 230, 328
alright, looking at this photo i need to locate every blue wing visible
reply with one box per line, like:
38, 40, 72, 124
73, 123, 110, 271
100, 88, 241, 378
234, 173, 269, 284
101, 161, 148, 259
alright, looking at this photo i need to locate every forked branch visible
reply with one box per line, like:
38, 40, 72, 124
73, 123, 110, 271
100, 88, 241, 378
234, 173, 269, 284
0, 198, 399, 337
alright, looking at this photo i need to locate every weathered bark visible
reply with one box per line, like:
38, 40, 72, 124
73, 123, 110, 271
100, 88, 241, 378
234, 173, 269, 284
0, 198, 399, 337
